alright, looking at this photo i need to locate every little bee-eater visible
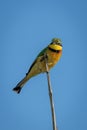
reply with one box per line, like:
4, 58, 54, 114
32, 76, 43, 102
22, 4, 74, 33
13, 38, 62, 93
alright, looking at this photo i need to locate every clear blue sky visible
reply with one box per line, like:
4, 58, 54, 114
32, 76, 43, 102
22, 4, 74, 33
0, 0, 87, 130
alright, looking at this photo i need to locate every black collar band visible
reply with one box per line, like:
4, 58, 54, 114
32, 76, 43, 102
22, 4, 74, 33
48, 47, 60, 53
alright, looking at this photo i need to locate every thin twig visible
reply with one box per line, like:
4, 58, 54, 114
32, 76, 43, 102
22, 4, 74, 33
44, 54, 58, 130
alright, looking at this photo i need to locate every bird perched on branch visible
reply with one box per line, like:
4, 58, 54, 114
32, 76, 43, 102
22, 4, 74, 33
13, 38, 62, 94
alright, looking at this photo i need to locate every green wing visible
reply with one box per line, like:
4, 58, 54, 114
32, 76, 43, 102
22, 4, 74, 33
37, 47, 47, 58
26, 47, 47, 75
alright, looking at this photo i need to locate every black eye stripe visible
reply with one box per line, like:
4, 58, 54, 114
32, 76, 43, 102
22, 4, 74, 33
58, 43, 62, 47
50, 42, 62, 47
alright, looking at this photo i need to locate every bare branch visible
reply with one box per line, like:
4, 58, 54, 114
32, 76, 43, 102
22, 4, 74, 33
44, 53, 58, 130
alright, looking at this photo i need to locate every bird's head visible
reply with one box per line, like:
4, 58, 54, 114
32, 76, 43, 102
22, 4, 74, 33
49, 38, 62, 51
51, 38, 62, 46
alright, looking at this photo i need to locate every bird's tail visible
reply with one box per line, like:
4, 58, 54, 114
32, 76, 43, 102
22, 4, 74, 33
13, 75, 29, 94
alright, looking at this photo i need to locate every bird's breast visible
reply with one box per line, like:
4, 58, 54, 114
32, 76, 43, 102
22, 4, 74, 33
47, 49, 62, 68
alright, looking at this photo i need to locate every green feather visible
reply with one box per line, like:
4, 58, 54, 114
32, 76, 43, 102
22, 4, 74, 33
26, 47, 47, 74
37, 47, 47, 57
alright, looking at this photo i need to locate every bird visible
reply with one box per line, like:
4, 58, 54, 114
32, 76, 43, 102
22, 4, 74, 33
13, 38, 62, 94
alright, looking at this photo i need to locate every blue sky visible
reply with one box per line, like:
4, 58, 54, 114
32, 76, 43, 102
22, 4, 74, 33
0, 0, 87, 130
